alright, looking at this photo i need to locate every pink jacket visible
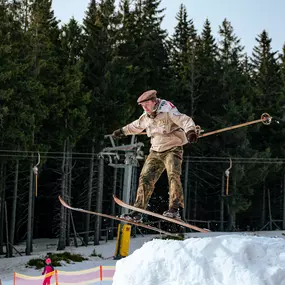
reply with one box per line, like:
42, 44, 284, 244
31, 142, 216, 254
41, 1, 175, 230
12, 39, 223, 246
122, 99, 196, 152
42, 264, 54, 276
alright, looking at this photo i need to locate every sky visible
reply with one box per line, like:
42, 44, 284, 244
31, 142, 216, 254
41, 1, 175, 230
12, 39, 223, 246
51, 0, 285, 56
1, 231, 285, 285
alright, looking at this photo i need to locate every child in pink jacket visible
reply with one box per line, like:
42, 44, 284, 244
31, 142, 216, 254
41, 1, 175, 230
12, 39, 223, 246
42, 257, 54, 285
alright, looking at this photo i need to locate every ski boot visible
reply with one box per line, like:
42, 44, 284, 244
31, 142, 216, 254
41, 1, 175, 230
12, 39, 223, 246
121, 211, 143, 222
162, 207, 182, 220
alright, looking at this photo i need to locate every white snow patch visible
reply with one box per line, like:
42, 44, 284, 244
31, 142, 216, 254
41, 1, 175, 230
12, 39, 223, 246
113, 234, 285, 285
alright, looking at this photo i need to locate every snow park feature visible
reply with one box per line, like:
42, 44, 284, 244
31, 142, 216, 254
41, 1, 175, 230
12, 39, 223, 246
112, 234, 285, 285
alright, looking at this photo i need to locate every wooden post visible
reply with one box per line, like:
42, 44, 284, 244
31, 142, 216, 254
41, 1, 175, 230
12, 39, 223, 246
55, 270, 59, 285
100, 265, 103, 281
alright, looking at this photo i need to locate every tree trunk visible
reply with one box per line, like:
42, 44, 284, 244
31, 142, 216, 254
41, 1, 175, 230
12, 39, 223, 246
94, 157, 104, 245
282, 174, 285, 230
84, 138, 95, 245
8, 159, 19, 257
267, 188, 272, 231
109, 165, 118, 240
26, 159, 34, 255
57, 140, 67, 250
30, 179, 35, 251
261, 181, 266, 227
4, 202, 9, 257
193, 178, 197, 221
66, 140, 72, 246
26, 115, 35, 255
227, 169, 236, 231
24, 0, 28, 32
220, 173, 225, 231
189, 43, 196, 117
0, 162, 6, 254
183, 159, 190, 220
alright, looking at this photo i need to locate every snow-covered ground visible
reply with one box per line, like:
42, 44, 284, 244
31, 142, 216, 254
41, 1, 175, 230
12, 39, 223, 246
1, 231, 285, 285
0, 234, 155, 285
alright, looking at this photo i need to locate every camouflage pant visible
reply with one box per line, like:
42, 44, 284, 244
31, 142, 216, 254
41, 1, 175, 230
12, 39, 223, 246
134, 146, 184, 210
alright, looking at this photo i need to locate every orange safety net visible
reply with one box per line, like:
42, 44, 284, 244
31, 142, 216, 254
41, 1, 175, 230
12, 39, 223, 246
14, 266, 116, 285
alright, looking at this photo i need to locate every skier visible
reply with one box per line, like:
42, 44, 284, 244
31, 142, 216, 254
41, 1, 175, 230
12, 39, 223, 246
42, 257, 54, 285
112, 90, 198, 221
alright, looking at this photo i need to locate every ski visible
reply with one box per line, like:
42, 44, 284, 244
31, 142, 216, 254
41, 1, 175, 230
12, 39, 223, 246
113, 195, 210, 233
58, 196, 179, 238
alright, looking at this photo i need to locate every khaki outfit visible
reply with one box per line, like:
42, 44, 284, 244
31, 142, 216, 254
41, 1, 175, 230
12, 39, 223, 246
134, 146, 184, 209
122, 99, 196, 210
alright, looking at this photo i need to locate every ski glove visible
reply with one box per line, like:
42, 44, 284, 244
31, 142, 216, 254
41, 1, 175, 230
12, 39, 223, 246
112, 128, 125, 139
186, 130, 198, 144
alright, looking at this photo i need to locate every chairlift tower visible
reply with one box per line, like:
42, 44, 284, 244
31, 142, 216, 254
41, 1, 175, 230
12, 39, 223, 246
99, 134, 144, 215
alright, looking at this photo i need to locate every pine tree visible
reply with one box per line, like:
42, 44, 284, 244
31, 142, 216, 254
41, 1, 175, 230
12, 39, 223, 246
170, 4, 196, 69
0, 0, 21, 257
280, 44, 285, 114
195, 18, 219, 124
22, 0, 63, 254
216, 19, 256, 230
81, 0, 126, 244
26, 0, 63, 145
59, 18, 90, 145
132, 0, 170, 96
46, 17, 91, 250
249, 31, 284, 229
0, 1, 35, 148
110, 0, 140, 124
83, 0, 122, 140
251, 31, 281, 118
250, 31, 282, 156
0, 0, 52, 255
169, 4, 197, 115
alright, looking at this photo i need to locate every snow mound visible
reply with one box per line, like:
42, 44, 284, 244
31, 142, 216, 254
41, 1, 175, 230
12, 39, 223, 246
112, 234, 285, 285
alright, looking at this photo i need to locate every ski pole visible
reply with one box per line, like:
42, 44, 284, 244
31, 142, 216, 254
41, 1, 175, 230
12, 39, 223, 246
197, 113, 272, 138
136, 113, 272, 138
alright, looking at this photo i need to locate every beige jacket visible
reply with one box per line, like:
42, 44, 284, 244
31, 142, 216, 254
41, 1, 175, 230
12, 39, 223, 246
122, 99, 196, 152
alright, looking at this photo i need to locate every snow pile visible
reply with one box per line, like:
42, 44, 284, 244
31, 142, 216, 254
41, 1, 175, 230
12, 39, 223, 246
112, 234, 285, 285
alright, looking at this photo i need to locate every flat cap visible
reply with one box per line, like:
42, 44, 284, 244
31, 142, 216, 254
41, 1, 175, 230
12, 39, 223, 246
137, 90, 157, 104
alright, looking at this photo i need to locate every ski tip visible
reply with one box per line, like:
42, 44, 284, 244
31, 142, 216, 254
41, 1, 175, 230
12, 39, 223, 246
58, 196, 66, 206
